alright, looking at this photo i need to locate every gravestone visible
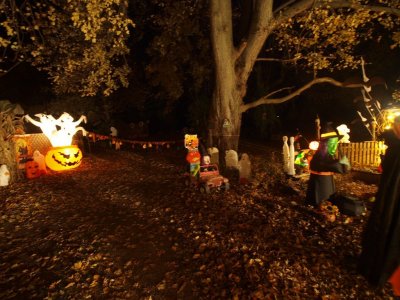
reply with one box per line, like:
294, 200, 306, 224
225, 150, 239, 169
208, 147, 219, 165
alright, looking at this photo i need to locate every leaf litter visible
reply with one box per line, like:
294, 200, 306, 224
0, 146, 395, 299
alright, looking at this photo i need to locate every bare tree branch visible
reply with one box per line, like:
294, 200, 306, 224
240, 77, 364, 113
233, 41, 247, 62
0, 61, 22, 78
256, 57, 301, 63
264, 86, 294, 98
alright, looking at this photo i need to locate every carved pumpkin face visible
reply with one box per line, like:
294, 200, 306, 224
45, 145, 83, 171
25, 160, 40, 179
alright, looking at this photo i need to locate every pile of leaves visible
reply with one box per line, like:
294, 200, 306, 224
0, 145, 394, 299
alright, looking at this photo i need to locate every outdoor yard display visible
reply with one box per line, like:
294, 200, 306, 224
238, 153, 251, 184
288, 136, 295, 176
184, 134, 229, 193
225, 149, 239, 169
207, 147, 219, 165
0, 100, 25, 182
0, 164, 10, 186
282, 136, 290, 174
184, 163, 229, 193
25, 159, 41, 179
24, 113, 86, 171
305, 124, 350, 207
184, 134, 201, 177
33, 150, 47, 175
45, 145, 83, 171
359, 116, 400, 292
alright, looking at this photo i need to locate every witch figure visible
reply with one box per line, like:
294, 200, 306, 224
358, 116, 400, 292
305, 123, 350, 207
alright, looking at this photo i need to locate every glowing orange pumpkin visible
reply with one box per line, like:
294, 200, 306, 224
45, 145, 83, 171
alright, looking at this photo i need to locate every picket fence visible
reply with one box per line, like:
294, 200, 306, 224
336, 141, 386, 168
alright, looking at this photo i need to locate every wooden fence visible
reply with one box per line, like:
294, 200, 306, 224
336, 141, 386, 168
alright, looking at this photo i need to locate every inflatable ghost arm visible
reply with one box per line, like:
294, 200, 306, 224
24, 114, 42, 127
73, 115, 87, 126
74, 126, 87, 136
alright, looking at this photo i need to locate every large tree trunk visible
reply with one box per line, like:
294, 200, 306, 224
209, 0, 243, 156
209, 0, 273, 155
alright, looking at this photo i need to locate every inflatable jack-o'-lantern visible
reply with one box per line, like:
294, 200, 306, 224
25, 160, 41, 179
45, 145, 82, 171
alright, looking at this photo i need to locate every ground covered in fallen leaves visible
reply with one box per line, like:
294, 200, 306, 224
0, 142, 395, 299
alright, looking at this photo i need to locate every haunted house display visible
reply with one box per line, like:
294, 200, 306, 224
359, 125, 400, 289
305, 125, 350, 207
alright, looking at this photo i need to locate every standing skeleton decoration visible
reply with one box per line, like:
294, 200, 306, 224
355, 57, 387, 140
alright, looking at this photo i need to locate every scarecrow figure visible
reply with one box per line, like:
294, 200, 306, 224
184, 134, 201, 177
358, 116, 400, 294
305, 123, 350, 207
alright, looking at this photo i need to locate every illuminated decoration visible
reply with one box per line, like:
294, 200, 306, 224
186, 151, 201, 164
110, 127, 118, 137
309, 141, 319, 151
0, 165, 10, 186
25, 160, 41, 179
382, 105, 400, 130
184, 134, 199, 150
24, 113, 87, 147
86, 131, 176, 150
45, 145, 83, 171
33, 150, 47, 175
25, 113, 87, 171
184, 134, 201, 177
336, 124, 350, 143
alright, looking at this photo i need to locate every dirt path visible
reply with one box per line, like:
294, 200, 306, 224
0, 148, 394, 299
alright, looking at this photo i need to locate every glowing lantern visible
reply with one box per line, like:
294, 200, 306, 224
309, 141, 319, 151
25, 113, 86, 171
382, 105, 400, 130
45, 145, 83, 171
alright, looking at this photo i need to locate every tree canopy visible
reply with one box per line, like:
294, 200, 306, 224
0, 0, 134, 96
270, 0, 400, 74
